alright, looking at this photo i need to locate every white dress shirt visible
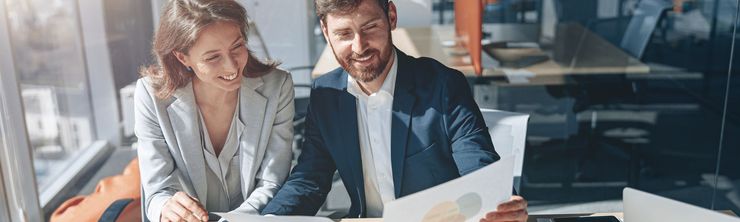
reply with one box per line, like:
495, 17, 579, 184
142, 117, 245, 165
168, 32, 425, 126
198, 103, 244, 212
346, 52, 398, 217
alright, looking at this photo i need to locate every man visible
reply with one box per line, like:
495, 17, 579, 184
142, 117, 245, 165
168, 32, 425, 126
262, 0, 528, 221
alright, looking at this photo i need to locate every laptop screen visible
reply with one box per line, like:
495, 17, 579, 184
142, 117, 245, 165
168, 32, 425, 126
623, 188, 739, 222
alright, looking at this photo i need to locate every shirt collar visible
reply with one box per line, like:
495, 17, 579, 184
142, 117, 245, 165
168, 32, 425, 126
347, 51, 398, 98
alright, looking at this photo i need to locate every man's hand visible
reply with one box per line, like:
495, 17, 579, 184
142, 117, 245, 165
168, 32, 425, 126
160, 192, 209, 222
480, 195, 528, 222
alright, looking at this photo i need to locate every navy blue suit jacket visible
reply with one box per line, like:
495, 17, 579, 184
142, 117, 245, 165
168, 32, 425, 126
262, 49, 500, 217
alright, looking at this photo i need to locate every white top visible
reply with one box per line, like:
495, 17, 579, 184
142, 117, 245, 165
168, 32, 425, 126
346, 51, 399, 217
198, 103, 245, 212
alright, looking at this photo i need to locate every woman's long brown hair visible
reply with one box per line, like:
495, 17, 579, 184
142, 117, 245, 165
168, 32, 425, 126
140, 0, 278, 99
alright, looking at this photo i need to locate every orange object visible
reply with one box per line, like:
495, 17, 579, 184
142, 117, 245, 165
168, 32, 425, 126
455, 0, 483, 75
51, 158, 141, 222
673, 0, 683, 13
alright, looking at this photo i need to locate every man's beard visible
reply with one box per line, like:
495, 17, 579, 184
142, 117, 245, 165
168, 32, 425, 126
330, 42, 392, 83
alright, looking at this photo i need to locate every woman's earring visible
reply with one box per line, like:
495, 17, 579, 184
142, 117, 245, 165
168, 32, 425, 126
186, 66, 193, 72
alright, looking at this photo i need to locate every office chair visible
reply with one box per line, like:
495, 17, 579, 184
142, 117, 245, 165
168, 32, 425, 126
554, 0, 672, 60
557, 0, 672, 188
574, 108, 658, 187
490, 84, 581, 189
570, 0, 672, 115
99, 198, 136, 222
619, 0, 672, 59
552, 0, 607, 44
553, 0, 599, 25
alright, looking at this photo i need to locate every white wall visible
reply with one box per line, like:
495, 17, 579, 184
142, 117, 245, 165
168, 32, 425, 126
394, 0, 434, 27
240, 0, 317, 95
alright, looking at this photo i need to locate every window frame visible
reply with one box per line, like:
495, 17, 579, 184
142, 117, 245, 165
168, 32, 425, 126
77, 0, 122, 147
0, 157, 12, 222
0, 1, 44, 220
0, 0, 121, 220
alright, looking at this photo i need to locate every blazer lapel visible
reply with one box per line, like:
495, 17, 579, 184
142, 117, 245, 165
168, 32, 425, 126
238, 77, 267, 196
166, 82, 207, 201
337, 71, 367, 214
391, 51, 416, 197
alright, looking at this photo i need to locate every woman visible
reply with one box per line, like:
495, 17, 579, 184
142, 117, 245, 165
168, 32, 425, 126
135, 0, 294, 221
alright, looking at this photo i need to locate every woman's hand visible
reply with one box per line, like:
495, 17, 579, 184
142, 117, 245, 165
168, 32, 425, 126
160, 192, 209, 222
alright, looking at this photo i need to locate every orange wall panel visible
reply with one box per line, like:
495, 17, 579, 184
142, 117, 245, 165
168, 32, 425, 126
455, 0, 483, 75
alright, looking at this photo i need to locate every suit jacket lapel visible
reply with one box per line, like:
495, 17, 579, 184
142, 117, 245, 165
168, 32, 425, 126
238, 77, 267, 197
337, 71, 367, 214
391, 51, 416, 197
166, 82, 207, 201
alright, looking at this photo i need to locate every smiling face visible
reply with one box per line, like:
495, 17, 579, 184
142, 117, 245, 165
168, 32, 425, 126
321, 0, 397, 83
175, 21, 248, 93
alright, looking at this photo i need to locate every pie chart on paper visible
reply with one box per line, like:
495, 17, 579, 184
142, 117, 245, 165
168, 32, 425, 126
421, 192, 483, 222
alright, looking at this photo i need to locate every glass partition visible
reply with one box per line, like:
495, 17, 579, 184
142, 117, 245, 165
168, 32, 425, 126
713, 0, 740, 213
457, 0, 740, 214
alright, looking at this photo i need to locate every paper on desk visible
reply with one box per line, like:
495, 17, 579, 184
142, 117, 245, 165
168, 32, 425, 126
213, 213, 333, 222
383, 156, 514, 222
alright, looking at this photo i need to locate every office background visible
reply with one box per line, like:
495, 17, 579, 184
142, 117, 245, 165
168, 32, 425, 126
0, 0, 738, 221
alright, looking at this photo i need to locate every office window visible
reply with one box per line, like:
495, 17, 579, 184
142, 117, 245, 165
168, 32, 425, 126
3, 0, 95, 193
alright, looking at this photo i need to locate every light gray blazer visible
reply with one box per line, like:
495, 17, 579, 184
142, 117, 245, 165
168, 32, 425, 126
135, 69, 294, 221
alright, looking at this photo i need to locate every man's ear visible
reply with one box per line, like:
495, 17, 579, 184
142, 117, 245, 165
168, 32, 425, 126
388, 1, 398, 31
173, 51, 191, 69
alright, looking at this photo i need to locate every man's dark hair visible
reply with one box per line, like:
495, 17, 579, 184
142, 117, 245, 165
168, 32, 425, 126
315, 0, 390, 23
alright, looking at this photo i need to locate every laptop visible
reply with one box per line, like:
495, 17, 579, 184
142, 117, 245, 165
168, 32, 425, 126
623, 187, 740, 222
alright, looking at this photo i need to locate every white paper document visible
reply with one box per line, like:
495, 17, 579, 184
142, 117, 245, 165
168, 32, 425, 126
383, 156, 515, 222
479, 109, 529, 179
213, 213, 333, 222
